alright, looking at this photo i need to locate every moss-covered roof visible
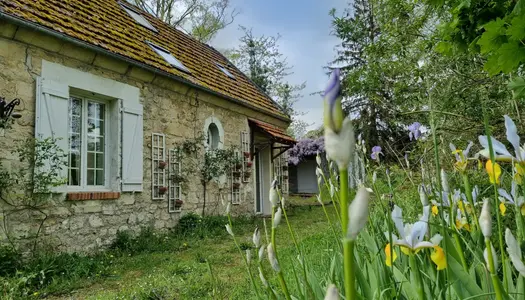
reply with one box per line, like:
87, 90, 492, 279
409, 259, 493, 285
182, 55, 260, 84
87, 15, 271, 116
0, 0, 289, 120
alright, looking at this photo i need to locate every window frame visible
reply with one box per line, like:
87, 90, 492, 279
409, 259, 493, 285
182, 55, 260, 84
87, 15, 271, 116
216, 63, 235, 79
120, 3, 158, 32
146, 41, 191, 74
67, 95, 111, 192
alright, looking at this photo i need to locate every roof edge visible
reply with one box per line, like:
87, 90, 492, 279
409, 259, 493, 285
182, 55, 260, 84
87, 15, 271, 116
0, 12, 292, 123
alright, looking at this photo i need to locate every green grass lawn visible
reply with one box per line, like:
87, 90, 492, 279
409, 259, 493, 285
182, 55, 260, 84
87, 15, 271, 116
38, 201, 339, 299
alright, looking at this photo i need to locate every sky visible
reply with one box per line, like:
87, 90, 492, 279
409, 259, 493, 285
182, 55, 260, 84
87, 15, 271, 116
210, 0, 347, 133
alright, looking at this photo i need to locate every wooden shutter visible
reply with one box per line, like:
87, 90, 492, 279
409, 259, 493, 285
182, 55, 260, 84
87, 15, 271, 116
121, 100, 144, 192
35, 77, 69, 184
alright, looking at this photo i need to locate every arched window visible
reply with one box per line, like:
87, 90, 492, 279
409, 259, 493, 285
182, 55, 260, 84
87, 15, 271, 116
203, 116, 224, 151
207, 123, 220, 150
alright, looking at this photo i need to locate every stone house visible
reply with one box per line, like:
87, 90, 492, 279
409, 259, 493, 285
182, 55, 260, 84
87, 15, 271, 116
0, 0, 294, 252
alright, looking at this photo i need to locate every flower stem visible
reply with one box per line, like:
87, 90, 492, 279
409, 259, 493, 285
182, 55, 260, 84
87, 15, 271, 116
409, 253, 424, 300
482, 103, 508, 290
485, 239, 504, 300
279, 190, 314, 297
461, 174, 479, 230
340, 168, 356, 300
429, 90, 451, 300
270, 206, 292, 300
227, 214, 261, 299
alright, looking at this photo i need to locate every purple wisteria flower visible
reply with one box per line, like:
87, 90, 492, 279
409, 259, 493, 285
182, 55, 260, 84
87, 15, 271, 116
408, 122, 422, 141
288, 137, 325, 165
371, 146, 383, 161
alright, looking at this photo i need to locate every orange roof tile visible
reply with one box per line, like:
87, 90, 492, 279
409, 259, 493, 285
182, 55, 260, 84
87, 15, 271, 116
0, 0, 289, 121
249, 119, 295, 145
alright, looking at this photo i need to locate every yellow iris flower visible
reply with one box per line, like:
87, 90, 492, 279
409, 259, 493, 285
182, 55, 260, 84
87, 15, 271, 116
486, 160, 502, 184
385, 243, 397, 266
431, 246, 447, 270
432, 205, 439, 216
500, 202, 507, 216
515, 163, 525, 184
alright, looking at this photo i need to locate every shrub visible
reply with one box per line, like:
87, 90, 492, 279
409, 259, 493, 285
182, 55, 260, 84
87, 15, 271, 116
0, 245, 22, 277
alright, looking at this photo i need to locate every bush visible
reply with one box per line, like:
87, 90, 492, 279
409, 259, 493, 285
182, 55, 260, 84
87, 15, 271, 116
110, 227, 177, 254
0, 245, 22, 277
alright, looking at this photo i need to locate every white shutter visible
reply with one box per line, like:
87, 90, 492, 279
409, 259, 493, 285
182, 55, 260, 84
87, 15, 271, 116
121, 100, 144, 192
35, 77, 69, 184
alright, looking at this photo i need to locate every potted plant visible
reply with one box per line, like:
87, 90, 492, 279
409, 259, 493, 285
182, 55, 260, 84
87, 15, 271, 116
246, 161, 253, 168
158, 186, 168, 194
235, 162, 242, 169
175, 199, 183, 206
232, 171, 241, 178
158, 161, 167, 169
243, 171, 252, 179
233, 182, 241, 188
243, 152, 251, 158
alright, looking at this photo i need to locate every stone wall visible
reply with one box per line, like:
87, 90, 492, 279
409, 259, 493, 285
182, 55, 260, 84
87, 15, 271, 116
0, 23, 284, 253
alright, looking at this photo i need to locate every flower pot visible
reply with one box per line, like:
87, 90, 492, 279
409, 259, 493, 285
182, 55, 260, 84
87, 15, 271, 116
233, 171, 241, 178
158, 161, 167, 169
233, 182, 241, 188
175, 199, 183, 206
246, 161, 253, 168
243, 172, 252, 178
171, 175, 184, 183
158, 186, 168, 194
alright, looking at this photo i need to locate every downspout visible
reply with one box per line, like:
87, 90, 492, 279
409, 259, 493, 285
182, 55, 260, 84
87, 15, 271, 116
0, 12, 291, 124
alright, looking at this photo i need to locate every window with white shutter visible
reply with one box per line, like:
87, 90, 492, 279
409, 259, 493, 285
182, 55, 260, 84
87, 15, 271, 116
36, 61, 144, 194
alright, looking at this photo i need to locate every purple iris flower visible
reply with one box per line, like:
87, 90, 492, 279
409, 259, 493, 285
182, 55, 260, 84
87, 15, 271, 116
408, 122, 422, 141
371, 146, 383, 160
323, 69, 343, 132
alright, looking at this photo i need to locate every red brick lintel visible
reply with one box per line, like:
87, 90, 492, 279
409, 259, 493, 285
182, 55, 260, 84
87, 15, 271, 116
67, 192, 120, 201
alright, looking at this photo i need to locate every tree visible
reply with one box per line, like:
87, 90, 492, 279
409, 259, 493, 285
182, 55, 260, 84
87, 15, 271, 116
130, 0, 238, 43
227, 26, 309, 138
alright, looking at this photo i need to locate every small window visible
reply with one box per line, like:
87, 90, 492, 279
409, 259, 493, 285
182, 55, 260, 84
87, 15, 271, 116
216, 63, 235, 79
68, 96, 108, 188
120, 4, 157, 32
207, 123, 220, 150
147, 42, 190, 73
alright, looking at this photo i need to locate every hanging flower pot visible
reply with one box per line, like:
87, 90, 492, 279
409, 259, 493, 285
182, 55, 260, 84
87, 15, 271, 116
175, 199, 184, 206
233, 182, 241, 188
246, 161, 253, 168
243, 152, 251, 158
244, 172, 252, 179
158, 186, 168, 194
158, 161, 167, 169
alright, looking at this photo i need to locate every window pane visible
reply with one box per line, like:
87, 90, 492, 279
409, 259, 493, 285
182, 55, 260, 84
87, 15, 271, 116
69, 169, 80, 186
96, 170, 105, 186
87, 152, 95, 168
96, 153, 104, 169
87, 170, 95, 185
87, 101, 106, 187
68, 98, 82, 186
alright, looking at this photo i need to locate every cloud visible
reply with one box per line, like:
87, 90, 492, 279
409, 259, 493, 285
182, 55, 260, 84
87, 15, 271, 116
210, 0, 346, 131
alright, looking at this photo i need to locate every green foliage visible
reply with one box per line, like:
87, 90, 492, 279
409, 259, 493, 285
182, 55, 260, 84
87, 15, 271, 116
0, 245, 21, 277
